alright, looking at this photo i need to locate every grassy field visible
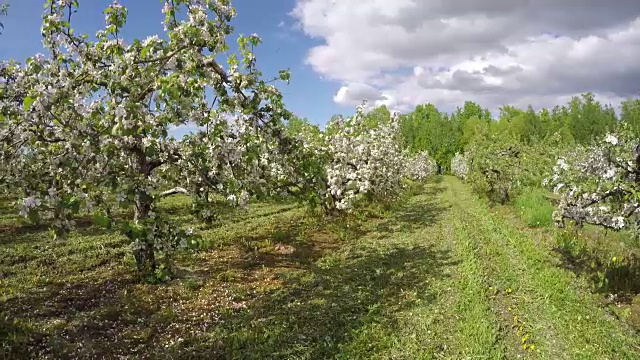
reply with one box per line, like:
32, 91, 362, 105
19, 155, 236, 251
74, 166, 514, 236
1, 176, 639, 359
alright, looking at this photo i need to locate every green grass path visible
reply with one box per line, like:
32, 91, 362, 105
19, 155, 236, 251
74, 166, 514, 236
353, 176, 640, 359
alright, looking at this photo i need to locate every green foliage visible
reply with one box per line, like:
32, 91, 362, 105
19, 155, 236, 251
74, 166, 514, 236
621, 99, 640, 138
363, 105, 392, 129
513, 187, 554, 228
565, 93, 618, 144
465, 134, 521, 203
398, 94, 620, 174
465, 132, 561, 204
455, 100, 492, 122
286, 116, 321, 138
398, 93, 623, 208
493, 105, 543, 144
400, 104, 462, 171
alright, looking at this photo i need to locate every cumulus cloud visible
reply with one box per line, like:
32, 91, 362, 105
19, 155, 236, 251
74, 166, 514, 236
333, 83, 384, 104
290, 0, 640, 113
333, 83, 397, 111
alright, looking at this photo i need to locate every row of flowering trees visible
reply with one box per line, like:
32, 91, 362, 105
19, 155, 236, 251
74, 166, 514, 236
450, 132, 559, 204
0, 0, 437, 279
280, 101, 437, 215
450, 118, 640, 238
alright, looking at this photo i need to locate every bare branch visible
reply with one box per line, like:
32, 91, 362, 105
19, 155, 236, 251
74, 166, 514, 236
160, 187, 189, 197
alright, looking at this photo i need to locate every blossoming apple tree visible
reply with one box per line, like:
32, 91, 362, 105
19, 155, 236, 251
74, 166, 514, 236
0, 0, 293, 278
403, 150, 438, 181
545, 129, 640, 232
451, 152, 469, 180
321, 101, 406, 212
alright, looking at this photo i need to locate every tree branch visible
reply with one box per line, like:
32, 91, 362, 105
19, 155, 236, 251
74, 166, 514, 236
160, 187, 189, 197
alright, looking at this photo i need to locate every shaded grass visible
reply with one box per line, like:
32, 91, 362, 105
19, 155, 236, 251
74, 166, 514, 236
552, 226, 640, 332
497, 181, 640, 331
491, 182, 640, 333
0, 188, 452, 359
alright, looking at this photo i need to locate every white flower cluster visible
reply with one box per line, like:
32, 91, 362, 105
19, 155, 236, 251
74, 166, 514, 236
323, 101, 405, 211
451, 152, 469, 180
544, 132, 640, 231
403, 150, 437, 181
167, 115, 287, 223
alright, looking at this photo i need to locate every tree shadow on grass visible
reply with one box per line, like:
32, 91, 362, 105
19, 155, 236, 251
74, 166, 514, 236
0, 216, 113, 247
373, 186, 450, 236
161, 187, 456, 359
164, 244, 458, 359
0, 214, 339, 358
554, 244, 640, 302
1, 181, 454, 359
0, 275, 147, 358
554, 244, 640, 330
0, 227, 459, 359
0, 197, 19, 216
388, 196, 450, 231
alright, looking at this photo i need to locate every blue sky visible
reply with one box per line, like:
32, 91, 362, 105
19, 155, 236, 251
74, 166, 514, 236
0, 0, 350, 136
5, 1, 638, 134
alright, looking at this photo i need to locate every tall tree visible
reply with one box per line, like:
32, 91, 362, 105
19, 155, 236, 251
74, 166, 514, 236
455, 100, 492, 122
400, 103, 459, 169
522, 105, 541, 144
363, 105, 392, 128
620, 98, 640, 137
566, 93, 617, 144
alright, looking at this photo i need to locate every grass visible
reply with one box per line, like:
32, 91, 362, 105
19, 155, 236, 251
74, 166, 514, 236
455, 181, 640, 359
506, 183, 640, 331
513, 187, 555, 228
1, 177, 640, 359
552, 225, 640, 326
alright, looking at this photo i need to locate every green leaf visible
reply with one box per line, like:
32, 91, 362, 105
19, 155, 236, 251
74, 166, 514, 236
92, 212, 112, 229
123, 221, 146, 240
27, 209, 41, 224
23, 96, 36, 112
68, 196, 81, 214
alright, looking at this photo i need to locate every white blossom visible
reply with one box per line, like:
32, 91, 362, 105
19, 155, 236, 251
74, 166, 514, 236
23, 196, 41, 209
604, 134, 619, 145
0, 0, 295, 274
451, 152, 469, 180
545, 130, 640, 232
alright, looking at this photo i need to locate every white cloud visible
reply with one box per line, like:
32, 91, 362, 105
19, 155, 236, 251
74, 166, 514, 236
333, 83, 384, 104
291, 0, 640, 114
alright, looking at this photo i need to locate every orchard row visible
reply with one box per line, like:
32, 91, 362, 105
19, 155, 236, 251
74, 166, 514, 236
0, 1, 437, 278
